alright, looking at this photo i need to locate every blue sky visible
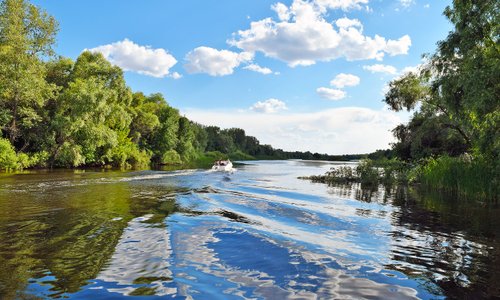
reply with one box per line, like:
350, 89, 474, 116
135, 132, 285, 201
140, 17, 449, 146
34, 0, 452, 154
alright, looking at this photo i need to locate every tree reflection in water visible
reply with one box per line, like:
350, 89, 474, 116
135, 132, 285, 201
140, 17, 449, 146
325, 182, 500, 298
0, 171, 184, 299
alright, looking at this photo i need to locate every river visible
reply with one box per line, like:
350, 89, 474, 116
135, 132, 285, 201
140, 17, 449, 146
0, 160, 498, 299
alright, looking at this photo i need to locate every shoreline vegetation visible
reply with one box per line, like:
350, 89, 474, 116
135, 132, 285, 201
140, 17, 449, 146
300, 156, 498, 201
301, 1, 499, 202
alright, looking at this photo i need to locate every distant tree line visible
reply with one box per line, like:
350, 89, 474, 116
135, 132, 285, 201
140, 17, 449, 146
196, 125, 372, 161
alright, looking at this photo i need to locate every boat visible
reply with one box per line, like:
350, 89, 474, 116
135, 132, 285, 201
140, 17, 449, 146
212, 160, 233, 172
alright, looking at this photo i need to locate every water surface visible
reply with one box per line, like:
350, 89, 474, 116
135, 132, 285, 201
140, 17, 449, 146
0, 160, 498, 299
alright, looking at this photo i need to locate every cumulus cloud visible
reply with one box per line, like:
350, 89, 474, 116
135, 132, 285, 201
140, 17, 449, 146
250, 98, 288, 113
364, 63, 422, 78
399, 0, 415, 8
243, 63, 273, 75
170, 72, 182, 79
184, 46, 253, 76
385, 35, 411, 56
363, 64, 398, 74
317, 87, 346, 100
272, 2, 291, 21
228, 1, 411, 67
315, 0, 369, 11
335, 17, 363, 29
183, 107, 407, 154
88, 39, 177, 78
330, 73, 360, 88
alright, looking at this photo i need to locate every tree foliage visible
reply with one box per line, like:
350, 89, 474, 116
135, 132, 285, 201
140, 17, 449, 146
0, 0, 57, 149
384, 0, 499, 165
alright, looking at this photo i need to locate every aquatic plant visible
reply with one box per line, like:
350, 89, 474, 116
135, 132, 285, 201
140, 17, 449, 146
417, 156, 498, 201
301, 159, 411, 187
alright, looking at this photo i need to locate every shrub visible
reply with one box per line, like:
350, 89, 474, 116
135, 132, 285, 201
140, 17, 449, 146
229, 150, 255, 161
105, 139, 151, 168
0, 138, 18, 170
356, 160, 380, 185
161, 150, 182, 165
55, 142, 86, 167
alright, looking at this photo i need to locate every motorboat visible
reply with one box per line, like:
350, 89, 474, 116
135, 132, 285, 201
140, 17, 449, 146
212, 160, 233, 172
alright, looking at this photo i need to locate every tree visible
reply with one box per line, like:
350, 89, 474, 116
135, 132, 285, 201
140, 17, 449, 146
47, 52, 145, 167
191, 122, 208, 153
384, 0, 499, 162
224, 128, 247, 151
0, 0, 57, 149
176, 116, 196, 162
148, 94, 180, 163
129, 92, 160, 147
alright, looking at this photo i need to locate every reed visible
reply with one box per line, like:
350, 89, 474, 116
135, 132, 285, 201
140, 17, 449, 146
417, 156, 498, 201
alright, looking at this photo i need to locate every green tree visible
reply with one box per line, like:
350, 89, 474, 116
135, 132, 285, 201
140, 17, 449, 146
48, 52, 146, 167
224, 128, 247, 151
191, 122, 208, 153
0, 0, 57, 149
384, 0, 499, 162
129, 92, 160, 147
176, 116, 196, 162
147, 94, 180, 164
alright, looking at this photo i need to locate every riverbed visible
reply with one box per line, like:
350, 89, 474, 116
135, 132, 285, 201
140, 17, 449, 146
0, 160, 498, 299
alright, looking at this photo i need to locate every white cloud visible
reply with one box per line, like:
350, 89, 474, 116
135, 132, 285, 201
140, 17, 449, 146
424, 4, 430, 8
183, 107, 407, 154
243, 64, 273, 75
184, 46, 253, 76
315, 0, 369, 11
317, 87, 346, 100
400, 65, 419, 75
250, 98, 288, 113
88, 39, 177, 78
272, 2, 291, 21
335, 17, 363, 29
330, 73, 360, 88
170, 72, 182, 79
228, 1, 411, 67
385, 35, 411, 56
399, 0, 415, 8
363, 64, 398, 75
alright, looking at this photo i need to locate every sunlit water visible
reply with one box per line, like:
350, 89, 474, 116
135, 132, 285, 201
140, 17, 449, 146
0, 160, 499, 299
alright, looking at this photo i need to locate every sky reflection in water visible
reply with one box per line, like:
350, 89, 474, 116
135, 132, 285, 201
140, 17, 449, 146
0, 160, 498, 299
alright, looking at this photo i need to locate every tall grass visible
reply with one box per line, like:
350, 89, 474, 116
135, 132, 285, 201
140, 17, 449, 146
416, 156, 498, 201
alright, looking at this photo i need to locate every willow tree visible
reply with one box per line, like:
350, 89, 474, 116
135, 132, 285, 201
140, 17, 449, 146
49, 51, 149, 167
0, 0, 57, 149
384, 0, 499, 161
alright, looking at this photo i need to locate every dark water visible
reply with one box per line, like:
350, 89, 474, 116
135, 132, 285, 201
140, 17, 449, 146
0, 160, 499, 299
